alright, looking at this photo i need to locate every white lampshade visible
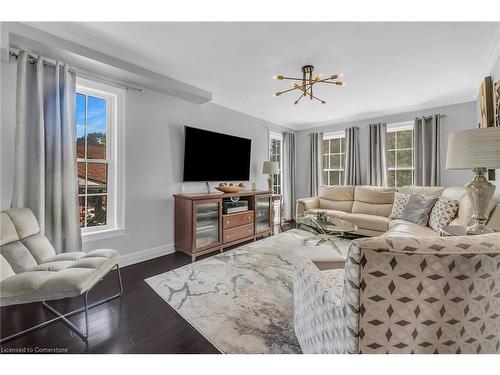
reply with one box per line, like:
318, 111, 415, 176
446, 127, 500, 170
262, 161, 279, 174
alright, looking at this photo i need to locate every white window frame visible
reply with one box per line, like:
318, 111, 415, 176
322, 130, 346, 186
386, 121, 414, 188
269, 131, 283, 195
76, 77, 126, 240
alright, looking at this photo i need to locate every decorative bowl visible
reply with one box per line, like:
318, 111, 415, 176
215, 186, 246, 193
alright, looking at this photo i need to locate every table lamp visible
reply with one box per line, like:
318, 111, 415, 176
446, 127, 500, 234
262, 161, 279, 192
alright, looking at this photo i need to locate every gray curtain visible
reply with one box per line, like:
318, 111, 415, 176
282, 132, 296, 220
414, 115, 441, 186
368, 123, 388, 186
12, 51, 82, 253
309, 132, 322, 196
344, 126, 361, 185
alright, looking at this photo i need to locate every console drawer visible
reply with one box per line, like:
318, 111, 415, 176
223, 223, 254, 243
222, 210, 254, 229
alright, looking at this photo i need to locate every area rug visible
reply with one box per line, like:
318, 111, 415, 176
145, 229, 351, 354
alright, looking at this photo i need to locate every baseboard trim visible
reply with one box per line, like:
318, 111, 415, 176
119, 243, 176, 268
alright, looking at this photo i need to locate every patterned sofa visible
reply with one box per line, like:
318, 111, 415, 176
294, 185, 500, 353
296, 185, 500, 236
294, 232, 500, 353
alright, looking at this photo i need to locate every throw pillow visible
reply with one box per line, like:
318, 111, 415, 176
401, 194, 439, 226
389, 192, 410, 219
428, 196, 460, 232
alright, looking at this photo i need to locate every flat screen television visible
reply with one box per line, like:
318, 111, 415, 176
182, 126, 252, 182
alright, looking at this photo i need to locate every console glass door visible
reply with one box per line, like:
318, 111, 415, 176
195, 201, 220, 249
255, 195, 271, 232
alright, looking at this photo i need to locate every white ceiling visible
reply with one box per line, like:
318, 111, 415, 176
28, 22, 500, 130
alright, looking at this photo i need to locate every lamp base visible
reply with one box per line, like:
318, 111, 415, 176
465, 168, 495, 235
267, 175, 274, 192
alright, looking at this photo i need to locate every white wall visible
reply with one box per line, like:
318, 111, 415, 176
0, 58, 290, 262
295, 101, 478, 199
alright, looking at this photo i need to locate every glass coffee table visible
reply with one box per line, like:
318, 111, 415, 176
296, 213, 358, 255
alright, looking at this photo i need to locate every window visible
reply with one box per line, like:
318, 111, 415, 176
322, 131, 345, 186
387, 122, 414, 187
269, 132, 283, 195
76, 78, 124, 235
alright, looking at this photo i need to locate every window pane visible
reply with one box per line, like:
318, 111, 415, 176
87, 96, 107, 127
397, 149, 413, 168
397, 130, 413, 149
322, 171, 328, 185
387, 132, 395, 149
78, 162, 86, 194
329, 171, 339, 186
387, 150, 395, 168
340, 171, 344, 185
322, 155, 329, 169
87, 125, 106, 159
86, 162, 107, 194
76, 94, 86, 126
322, 139, 329, 153
86, 195, 107, 227
330, 154, 341, 169
76, 126, 86, 158
79, 196, 86, 228
340, 138, 345, 152
396, 170, 413, 187
331, 139, 340, 153
387, 170, 396, 187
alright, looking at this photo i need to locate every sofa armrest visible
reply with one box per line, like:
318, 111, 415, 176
295, 197, 319, 217
293, 244, 361, 353
354, 233, 500, 353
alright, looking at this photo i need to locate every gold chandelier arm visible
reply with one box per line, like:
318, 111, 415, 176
279, 77, 304, 81
318, 80, 344, 85
311, 94, 326, 104
294, 92, 306, 105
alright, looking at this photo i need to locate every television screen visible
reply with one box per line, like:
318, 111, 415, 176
183, 126, 252, 182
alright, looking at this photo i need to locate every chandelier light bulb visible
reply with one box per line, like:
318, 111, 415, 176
273, 75, 284, 80
273, 92, 282, 97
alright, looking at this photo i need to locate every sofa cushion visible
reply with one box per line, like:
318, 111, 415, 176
389, 192, 410, 219
441, 187, 467, 201
318, 198, 353, 213
398, 186, 445, 196
354, 186, 396, 204
304, 209, 347, 220
428, 196, 459, 232
319, 185, 354, 201
385, 220, 439, 237
343, 213, 390, 232
351, 201, 394, 217
401, 194, 438, 226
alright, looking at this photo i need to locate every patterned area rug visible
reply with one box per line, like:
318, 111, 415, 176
145, 229, 350, 354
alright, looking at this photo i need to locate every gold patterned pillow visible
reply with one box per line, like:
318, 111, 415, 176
429, 196, 460, 231
389, 192, 410, 219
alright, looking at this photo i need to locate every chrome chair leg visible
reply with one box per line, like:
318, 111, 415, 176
0, 264, 123, 344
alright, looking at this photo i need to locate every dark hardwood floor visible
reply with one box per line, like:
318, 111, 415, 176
0, 223, 295, 354
0, 251, 219, 354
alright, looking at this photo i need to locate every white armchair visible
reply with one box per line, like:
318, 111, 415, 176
0, 208, 122, 343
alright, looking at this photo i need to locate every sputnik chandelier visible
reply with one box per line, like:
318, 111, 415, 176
272, 65, 345, 105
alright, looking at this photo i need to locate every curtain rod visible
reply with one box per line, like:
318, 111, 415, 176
9, 49, 142, 92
